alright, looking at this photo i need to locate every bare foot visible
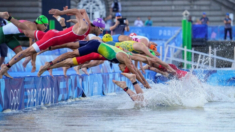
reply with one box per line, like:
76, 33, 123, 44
112, 80, 127, 89
37, 62, 50, 77
0, 12, 9, 19
81, 68, 89, 75
144, 82, 151, 89
73, 66, 80, 75
63, 67, 70, 77
121, 73, 136, 83
31, 66, 36, 73
0, 65, 9, 79
4, 71, 13, 79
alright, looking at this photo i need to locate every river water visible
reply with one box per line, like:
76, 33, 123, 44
0, 73, 235, 132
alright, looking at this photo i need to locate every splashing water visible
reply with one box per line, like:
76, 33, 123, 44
141, 73, 235, 108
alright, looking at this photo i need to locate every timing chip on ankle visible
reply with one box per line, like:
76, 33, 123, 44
6, 63, 11, 68
123, 87, 129, 92
132, 81, 138, 85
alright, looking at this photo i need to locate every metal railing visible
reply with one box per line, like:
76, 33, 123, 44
164, 45, 235, 69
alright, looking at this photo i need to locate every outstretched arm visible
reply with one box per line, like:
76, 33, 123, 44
50, 42, 80, 50
0, 12, 34, 35
118, 54, 146, 87
49, 8, 89, 34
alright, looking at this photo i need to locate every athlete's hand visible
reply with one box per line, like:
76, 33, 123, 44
140, 66, 146, 74
146, 57, 153, 66
63, 6, 68, 10
53, 15, 65, 26
154, 50, 160, 56
49, 9, 61, 16
162, 72, 169, 78
0, 12, 9, 19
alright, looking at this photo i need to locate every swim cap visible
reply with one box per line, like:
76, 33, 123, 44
149, 44, 157, 51
102, 34, 113, 42
35, 15, 49, 24
92, 18, 105, 28
129, 33, 137, 37
149, 49, 155, 56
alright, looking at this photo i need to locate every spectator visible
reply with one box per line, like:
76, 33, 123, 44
110, 0, 121, 14
0, 18, 8, 66
110, 12, 129, 35
224, 13, 232, 40
200, 12, 209, 25
134, 17, 144, 27
188, 16, 193, 23
145, 16, 153, 26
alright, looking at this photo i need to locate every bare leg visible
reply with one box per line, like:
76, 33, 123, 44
0, 57, 4, 66
73, 65, 81, 75
136, 67, 151, 89
80, 60, 103, 68
139, 61, 145, 74
0, 12, 36, 39
48, 69, 53, 77
38, 58, 75, 77
118, 35, 133, 41
22, 56, 31, 68
143, 65, 169, 77
116, 53, 146, 86
31, 53, 37, 72
0, 47, 36, 78
121, 73, 143, 94
63, 67, 70, 77
133, 43, 176, 73
0, 57, 13, 79
38, 50, 80, 74
24, 36, 47, 70
112, 80, 138, 101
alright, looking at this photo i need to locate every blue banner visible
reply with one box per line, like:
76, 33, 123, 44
193, 24, 208, 39
208, 26, 235, 40
123, 26, 235, 41
0, 71, 156, 112
124, 26, 181, 40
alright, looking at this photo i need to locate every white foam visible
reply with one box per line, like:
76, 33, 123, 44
141, 73, 235, 108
